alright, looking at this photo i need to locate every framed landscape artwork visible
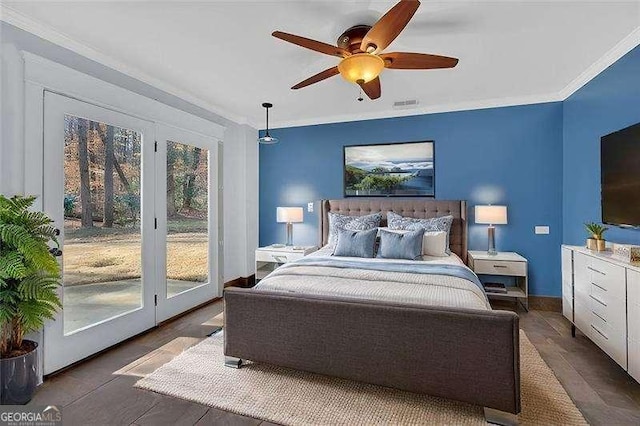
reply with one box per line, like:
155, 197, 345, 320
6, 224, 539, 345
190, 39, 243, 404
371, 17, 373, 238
343, 141, 435, 197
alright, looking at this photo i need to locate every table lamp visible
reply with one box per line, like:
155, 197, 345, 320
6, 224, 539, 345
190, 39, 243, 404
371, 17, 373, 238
277, 207, 304, 246
475, 205, 508, 255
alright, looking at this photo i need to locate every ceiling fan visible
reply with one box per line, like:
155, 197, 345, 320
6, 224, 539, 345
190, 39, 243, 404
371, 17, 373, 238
272, 0, 458, 100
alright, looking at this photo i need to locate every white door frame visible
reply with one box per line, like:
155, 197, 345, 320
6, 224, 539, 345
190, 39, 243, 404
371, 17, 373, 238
155, 124, 223, 322
42, 91, 157, 374
23, 53, 226, 375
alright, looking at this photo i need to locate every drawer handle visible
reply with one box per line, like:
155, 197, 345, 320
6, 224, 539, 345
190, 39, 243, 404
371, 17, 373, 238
587, 266, 606, 276
272, 255, 288, 263
591, 282, 607, 292
590, 294, 607, 307
493, 265, 508, 268
590, 324, 609, 340
592, 311, 607, 323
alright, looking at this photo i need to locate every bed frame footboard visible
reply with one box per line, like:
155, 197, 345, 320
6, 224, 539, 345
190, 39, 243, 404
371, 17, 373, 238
223, 287, 520, 415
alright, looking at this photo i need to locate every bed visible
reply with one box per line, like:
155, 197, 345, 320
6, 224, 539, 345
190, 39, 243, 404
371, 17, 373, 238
224, 199, 520, 424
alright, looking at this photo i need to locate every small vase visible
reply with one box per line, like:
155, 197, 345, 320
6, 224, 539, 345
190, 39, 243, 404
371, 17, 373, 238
597, 239, 606, 252
586, 238, 598, 250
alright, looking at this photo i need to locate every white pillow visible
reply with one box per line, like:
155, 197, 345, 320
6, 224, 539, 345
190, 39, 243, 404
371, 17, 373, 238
377, 228, 448, 257
421, 231, 448, 257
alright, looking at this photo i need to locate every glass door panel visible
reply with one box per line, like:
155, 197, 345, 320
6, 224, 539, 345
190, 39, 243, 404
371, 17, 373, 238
155, 125, 220, 322
166, 141, 209, 298
63, 115, 143, 334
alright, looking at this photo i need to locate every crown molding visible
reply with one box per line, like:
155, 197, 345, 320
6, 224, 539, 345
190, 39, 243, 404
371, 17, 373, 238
269, 92, 563, 129
559, 26, 640, 100
0, 5, 248, 126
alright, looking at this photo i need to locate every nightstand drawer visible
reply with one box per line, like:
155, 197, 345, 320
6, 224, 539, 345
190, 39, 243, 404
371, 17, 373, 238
255, 250, 305, 263
473, 259, 526, 276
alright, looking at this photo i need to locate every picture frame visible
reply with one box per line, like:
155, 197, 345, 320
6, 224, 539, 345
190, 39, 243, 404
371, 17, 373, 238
343, 141, 435, 198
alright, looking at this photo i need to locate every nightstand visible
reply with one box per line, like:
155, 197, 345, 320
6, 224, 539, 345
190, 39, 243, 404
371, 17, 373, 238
255, 245, 318, 283
468, 250, 529, 311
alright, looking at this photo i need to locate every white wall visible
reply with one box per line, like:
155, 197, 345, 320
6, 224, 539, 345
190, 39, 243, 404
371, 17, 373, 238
223, 123, 258, 279
0, 22, 258, 280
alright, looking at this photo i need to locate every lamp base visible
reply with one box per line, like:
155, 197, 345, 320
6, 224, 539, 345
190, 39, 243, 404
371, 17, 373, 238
285, 223, 293, 246
487, 225, 497, 255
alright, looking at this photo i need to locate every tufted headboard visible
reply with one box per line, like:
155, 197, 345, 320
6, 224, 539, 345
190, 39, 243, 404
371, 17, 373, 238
320, 199, 468, 264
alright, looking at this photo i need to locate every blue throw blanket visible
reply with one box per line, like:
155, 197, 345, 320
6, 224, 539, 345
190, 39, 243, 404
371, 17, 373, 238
282, 257, 484, 292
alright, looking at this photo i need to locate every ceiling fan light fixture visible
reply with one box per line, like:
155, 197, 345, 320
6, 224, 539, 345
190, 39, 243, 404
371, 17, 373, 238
337, 53, 385, 84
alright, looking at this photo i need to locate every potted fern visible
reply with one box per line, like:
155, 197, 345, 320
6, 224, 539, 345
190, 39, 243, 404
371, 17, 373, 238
0, 195, 62, 404
585, 222, 608, 252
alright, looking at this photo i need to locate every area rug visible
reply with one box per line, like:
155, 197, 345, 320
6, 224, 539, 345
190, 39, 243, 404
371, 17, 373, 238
136, 332, 587, 425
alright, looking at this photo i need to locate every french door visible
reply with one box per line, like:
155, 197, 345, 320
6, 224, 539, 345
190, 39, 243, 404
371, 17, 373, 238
43, 92, 157, 374
154, 125, 221, 322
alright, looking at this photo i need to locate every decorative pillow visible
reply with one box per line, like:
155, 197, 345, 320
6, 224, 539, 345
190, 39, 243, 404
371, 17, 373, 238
333, 228, 377, 258
421, 231, 448, 257
387, 212, 454, 253
377, 228, 425, 260
328, 212, 382, 246
378, 228, 448, 257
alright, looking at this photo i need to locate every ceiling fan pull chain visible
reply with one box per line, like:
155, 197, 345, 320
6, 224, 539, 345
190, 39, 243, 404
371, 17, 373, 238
357, 87, 364, 102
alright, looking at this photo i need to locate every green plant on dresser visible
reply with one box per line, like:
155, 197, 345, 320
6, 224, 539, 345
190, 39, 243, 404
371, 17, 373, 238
584, 222, 608, 252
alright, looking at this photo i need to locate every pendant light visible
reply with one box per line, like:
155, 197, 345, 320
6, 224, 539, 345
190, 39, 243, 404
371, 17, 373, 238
258, 102, 279, 145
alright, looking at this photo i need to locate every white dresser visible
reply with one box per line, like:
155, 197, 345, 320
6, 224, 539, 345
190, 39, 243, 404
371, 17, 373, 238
562, 245, 640, 382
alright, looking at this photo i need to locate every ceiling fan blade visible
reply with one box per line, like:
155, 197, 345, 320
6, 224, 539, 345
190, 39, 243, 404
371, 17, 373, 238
273, 31, 349, 58
360, 0, 421, 54
381, 52, 458, 69
292, 67, 340, 89
358, 77, 381, 100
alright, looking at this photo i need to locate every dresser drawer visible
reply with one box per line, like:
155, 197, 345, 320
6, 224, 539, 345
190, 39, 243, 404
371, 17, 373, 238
588, 312, 627, 368
587, 257, 626, 298
588, 291, 626, 332
255, 250, 304, 263
574, 252, 626, 300
473, 259, 526, 276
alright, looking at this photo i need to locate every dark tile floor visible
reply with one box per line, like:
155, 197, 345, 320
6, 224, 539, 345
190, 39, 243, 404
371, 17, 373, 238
28, 300, 640, 425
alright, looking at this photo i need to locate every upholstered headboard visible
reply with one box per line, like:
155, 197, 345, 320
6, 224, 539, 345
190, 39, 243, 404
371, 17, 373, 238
319, 199, 468, 264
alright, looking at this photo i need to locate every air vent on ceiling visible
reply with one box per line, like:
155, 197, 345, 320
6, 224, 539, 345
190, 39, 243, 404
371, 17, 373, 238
392, 99, 420, 110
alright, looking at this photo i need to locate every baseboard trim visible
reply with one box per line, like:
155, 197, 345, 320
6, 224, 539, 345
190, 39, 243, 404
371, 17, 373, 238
529, 296, 562, 312
224, 274, 255, 288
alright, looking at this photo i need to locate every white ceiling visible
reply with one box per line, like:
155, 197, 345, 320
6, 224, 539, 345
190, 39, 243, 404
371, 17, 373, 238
3, 1, 640, 128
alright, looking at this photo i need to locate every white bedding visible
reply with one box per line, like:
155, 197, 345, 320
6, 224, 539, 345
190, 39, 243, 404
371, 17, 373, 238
255, 246, 490, 311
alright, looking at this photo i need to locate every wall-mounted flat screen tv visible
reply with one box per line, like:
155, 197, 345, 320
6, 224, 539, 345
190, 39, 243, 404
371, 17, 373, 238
344, 141, 435, 197
601, 122, 640, 227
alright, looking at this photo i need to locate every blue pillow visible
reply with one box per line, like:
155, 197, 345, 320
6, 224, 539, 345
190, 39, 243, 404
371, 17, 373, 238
333, 228, 377, 258
377, 229, 425, 260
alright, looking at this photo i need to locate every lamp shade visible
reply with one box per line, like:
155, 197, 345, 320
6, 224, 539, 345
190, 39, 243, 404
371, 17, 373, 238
475, 205, 508, 225
338, 53, 385, 84
277, 207, 303, 223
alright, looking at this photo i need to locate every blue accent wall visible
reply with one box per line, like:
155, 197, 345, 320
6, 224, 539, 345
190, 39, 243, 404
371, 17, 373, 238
260, 103, 564, 296
563, 45, 640, 246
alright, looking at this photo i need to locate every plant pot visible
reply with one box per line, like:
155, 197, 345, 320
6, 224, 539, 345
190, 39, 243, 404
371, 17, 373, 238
597, 239, 607, 252
587, 238, 598, 250
1, 340, 38, 405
